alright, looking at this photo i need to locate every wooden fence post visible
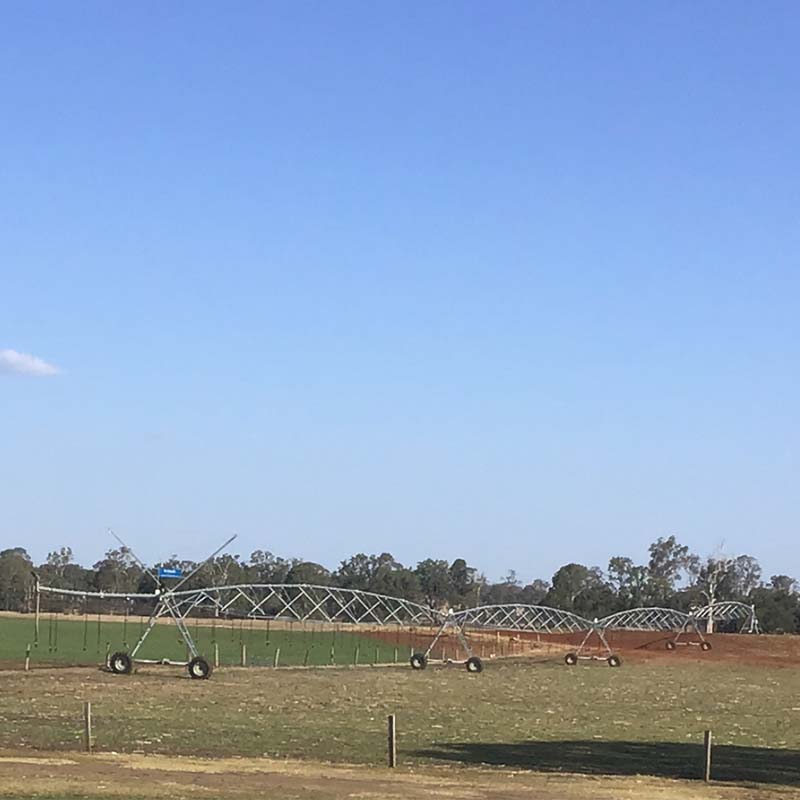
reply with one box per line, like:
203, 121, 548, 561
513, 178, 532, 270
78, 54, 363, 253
703, 729, 712, 782
83, 702, 93, 753
387, 714, 397, 768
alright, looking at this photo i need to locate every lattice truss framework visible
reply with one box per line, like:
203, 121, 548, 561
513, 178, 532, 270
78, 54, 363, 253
692, 600, 760, 633
452, 604, 590, 633
170, 583, 439, 626
598, 606, 692, 631
39, 583, 439, 627
453, 602, 760, 634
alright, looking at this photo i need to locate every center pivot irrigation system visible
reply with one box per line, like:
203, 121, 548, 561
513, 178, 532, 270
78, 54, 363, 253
34, 535, 761, 680
398, 600, 760, 671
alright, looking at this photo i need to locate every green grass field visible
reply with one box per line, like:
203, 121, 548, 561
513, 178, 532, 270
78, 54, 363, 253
0, 614, 418, 668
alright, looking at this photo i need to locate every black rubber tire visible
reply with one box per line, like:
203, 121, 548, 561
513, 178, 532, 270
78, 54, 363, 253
607, 654, 622, 667
187, 656, 212, 680
700, 641, 712, 652
465, 656, 483, 673
409, 653, 427, 670
665, 640, 676, 651
564, 652, 578, 666
109, 651, 133, 675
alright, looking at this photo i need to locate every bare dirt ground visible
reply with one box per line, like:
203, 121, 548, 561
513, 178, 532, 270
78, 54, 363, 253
0, 750, 795, 800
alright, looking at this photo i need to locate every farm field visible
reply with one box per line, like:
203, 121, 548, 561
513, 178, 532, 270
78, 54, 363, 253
0, 612, 549, 671
0, 654, 799, 798
0, 613, 416, 669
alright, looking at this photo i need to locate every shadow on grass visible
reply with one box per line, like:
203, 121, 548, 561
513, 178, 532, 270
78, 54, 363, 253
414, 740, 800, 785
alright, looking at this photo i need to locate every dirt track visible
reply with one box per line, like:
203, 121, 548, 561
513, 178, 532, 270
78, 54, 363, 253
0, 751, 794, 800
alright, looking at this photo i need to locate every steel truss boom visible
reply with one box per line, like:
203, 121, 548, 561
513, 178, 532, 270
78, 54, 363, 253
692, 601, 760, 633
452, 604, 591, 632
167, 583, 440, 626
597, 606, 692, 631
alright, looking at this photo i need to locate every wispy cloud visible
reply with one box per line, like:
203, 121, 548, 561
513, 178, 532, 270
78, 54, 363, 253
0, 349, 61, 377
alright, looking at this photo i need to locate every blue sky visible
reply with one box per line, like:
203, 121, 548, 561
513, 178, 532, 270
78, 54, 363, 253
1, 2, 798, 583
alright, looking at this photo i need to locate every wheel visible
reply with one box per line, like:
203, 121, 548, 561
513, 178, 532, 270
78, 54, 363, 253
607, 654, 622, 667
409, 653, 427, 670
187, 656, 212, 680
564, 652, 578, 666
665, 640, 676, 650
109, 651, 132, 675
465, 656, 483, 673
700, 641, 712, 652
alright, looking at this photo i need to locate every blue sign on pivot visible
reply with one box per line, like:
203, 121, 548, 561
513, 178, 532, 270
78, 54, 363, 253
158, 567, 183, 579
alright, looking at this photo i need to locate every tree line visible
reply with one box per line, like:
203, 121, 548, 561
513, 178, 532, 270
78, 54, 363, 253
1, 535, 798, 633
